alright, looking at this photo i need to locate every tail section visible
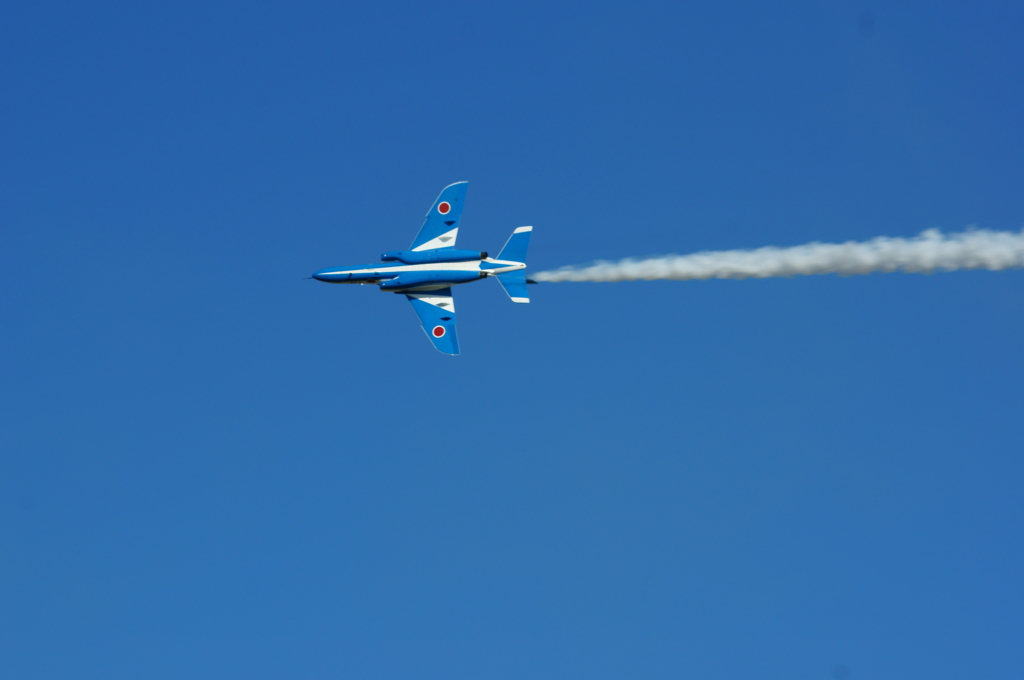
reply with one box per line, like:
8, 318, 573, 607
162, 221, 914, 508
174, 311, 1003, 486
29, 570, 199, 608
495, 226, 532, 303
498, 226, 532, 263
496, 271, 530, 303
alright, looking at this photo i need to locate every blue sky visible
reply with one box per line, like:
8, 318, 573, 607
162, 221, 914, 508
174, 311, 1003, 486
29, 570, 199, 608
2, 1, 1023, 678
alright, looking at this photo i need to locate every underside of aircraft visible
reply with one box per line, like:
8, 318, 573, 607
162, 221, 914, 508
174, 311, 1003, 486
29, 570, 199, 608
312, 182, 533, 354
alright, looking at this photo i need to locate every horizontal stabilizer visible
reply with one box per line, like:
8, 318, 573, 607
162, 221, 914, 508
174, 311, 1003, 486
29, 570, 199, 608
497, 226, 532, 263
495, 226, 532, 303
495, 271, 529, 303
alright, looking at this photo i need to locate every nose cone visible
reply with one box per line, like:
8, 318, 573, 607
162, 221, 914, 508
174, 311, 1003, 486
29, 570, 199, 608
312, 269, 335, 282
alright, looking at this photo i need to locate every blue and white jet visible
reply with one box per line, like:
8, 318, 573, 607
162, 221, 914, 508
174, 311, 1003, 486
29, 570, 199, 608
312, 182, 532, 355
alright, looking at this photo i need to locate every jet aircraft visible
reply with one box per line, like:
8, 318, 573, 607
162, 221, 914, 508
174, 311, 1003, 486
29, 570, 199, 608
312, 182, 532, 355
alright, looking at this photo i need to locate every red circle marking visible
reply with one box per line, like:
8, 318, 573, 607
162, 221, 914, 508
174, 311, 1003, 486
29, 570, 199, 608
432, 325, 446, 338
437, 201, 451, 215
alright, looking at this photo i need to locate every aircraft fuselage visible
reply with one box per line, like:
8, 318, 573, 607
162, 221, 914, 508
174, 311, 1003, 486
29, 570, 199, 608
313, 257, 525, 293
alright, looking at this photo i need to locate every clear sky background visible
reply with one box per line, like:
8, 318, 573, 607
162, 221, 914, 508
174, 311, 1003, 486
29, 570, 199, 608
2, 2, 1023, 678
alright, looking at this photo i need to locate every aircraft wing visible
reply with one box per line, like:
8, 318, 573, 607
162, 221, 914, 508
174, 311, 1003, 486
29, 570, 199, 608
409, 182, 468, 251
406, 288, 459, 355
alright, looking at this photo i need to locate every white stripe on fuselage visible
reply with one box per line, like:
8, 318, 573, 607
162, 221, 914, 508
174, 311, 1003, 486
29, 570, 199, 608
319, 258, 526, 281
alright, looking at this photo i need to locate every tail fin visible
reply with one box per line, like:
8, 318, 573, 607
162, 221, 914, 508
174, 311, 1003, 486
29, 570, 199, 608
495, 226, 532, 303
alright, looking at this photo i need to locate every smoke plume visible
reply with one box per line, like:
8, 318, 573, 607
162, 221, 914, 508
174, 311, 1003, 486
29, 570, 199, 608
532, 229, 1024, 283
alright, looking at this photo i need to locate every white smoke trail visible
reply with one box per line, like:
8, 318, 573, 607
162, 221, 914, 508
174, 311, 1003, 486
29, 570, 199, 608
532, 228, 1024, 283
